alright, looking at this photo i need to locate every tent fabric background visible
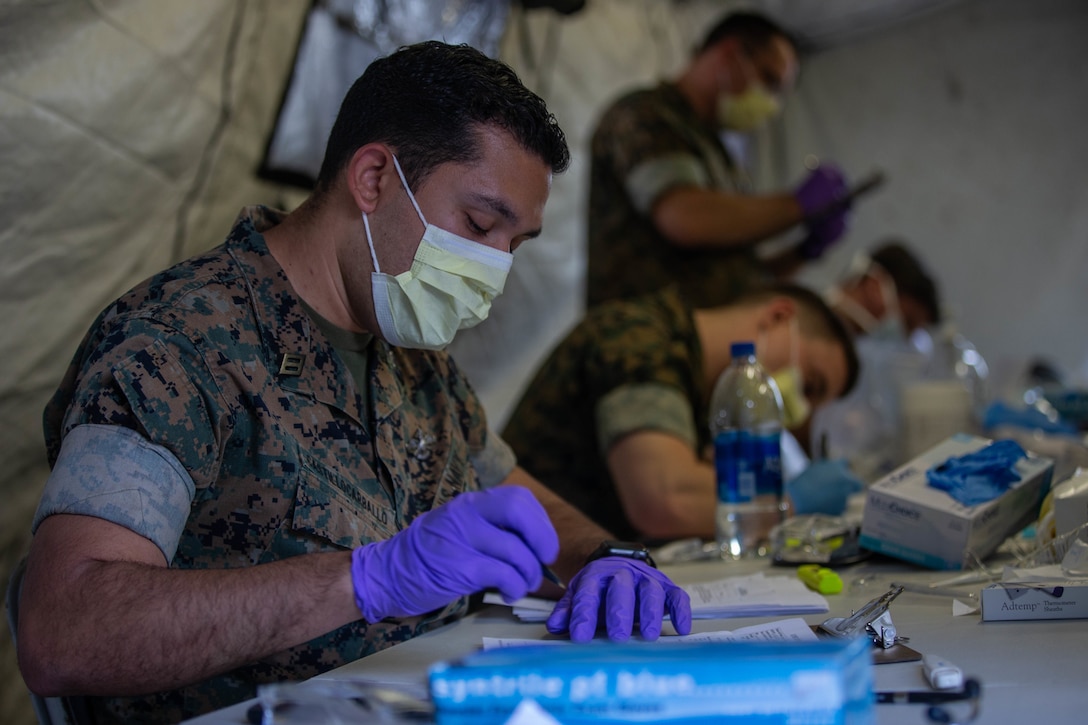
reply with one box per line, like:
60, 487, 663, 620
1, 0, 1086, 722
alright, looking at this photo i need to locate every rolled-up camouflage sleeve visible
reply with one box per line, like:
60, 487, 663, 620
32, 424, 195, 563
595, 382, 698, 456
626, 153, 710, 215
52, 316, 230, 494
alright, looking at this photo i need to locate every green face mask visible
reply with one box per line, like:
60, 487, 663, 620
716, 82, 781, 132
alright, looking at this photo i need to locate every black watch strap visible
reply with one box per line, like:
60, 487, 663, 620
585, 540, 657, 569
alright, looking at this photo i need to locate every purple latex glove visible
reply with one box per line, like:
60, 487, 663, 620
798, 209, 849, 259
351, 486, 559, 621
545, 558, 692, 642
793, 163, 849, 220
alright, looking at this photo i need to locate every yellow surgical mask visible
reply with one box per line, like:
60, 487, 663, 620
762, 317, 811, 429
716, 82, 781, 132
363, 155, 513, 350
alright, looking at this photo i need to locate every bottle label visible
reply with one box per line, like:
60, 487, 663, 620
713, 429, 782, 504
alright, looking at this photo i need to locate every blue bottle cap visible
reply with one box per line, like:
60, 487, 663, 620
730, 341, 756, 358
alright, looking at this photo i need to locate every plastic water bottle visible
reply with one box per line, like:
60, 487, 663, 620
709, 342, 786, 559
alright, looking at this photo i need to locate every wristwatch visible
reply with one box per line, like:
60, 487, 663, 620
585, 540, 657, 569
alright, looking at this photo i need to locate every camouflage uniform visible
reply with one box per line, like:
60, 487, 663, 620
38, 207, 497, 723
586, 82, 770, 309
502, 287, 708, 540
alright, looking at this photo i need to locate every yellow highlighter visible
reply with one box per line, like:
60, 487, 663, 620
798, 564, 843, 595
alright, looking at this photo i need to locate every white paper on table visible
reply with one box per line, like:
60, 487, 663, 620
502, 699, 564, 725
952, 598, 978, 616
682, 571, 829, 618
481, 616, 818, 650
483, 572, 828, 622
482, 592, 555, 622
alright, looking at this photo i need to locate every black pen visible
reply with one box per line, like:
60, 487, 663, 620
875, 678, 980, 705
875, 690, 967, 704
542, 564, 566, 590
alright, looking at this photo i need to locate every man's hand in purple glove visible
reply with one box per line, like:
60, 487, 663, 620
793, 163, 849, 221
798, 208, 849, 260
351, 486, 559, 622
545, 558, 692, 642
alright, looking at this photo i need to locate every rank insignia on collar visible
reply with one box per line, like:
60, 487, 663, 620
409, 428, 436, 461
278, 353, 306, 376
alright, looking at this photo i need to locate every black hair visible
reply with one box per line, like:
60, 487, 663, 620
738, 282, 861, 399
315, 41, 570, 192
870, 240, 941, 326
698, 11, 799, 56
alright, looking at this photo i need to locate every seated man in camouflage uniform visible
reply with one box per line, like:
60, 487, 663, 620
503, 283, 860, 543
16, 42, 690, 724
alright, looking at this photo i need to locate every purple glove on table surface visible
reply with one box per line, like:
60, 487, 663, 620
351, 486, 559, 622
545, 558, 692, 642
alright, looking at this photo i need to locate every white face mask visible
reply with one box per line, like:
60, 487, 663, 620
363, 155, 513, 350
828, 262, 906, 342
716, 82, 781, 132
761, 317, 811, 429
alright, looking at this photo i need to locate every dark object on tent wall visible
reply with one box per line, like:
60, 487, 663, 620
517, 0, 586, 15
257, 0, 510, 190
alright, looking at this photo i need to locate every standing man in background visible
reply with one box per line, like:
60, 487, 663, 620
586, 11, 852, 309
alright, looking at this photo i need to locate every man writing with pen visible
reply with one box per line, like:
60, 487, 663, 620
15, 41, 691, 725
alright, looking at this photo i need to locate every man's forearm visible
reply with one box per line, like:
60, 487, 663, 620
654, 188, 803, 249
19, 518, 358, 697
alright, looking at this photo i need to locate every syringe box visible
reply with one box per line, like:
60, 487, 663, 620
430, 638, 874, 725
859, 434, 1054, 570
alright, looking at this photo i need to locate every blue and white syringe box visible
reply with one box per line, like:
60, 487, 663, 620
429, 637, 874, 725
860, 434, 1054, 570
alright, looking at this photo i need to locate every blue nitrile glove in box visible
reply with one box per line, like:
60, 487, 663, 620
926, 438, 1028, 507
983, 400, 1078, 436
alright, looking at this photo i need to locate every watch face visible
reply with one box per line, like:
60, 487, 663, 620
591, 540, 657, 568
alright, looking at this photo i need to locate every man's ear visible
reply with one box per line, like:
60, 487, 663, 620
346, 144, 394, 214
755, 296, 797, 332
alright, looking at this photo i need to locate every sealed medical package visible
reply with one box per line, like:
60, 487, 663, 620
429, 637, 873, 725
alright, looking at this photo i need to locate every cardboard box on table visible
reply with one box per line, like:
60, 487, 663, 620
859, 434, 1054, 570
429, 637, 874, 725
980, 581, 1088, 621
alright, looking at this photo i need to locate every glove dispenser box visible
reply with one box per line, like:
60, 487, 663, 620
860, 434, 1054, 570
